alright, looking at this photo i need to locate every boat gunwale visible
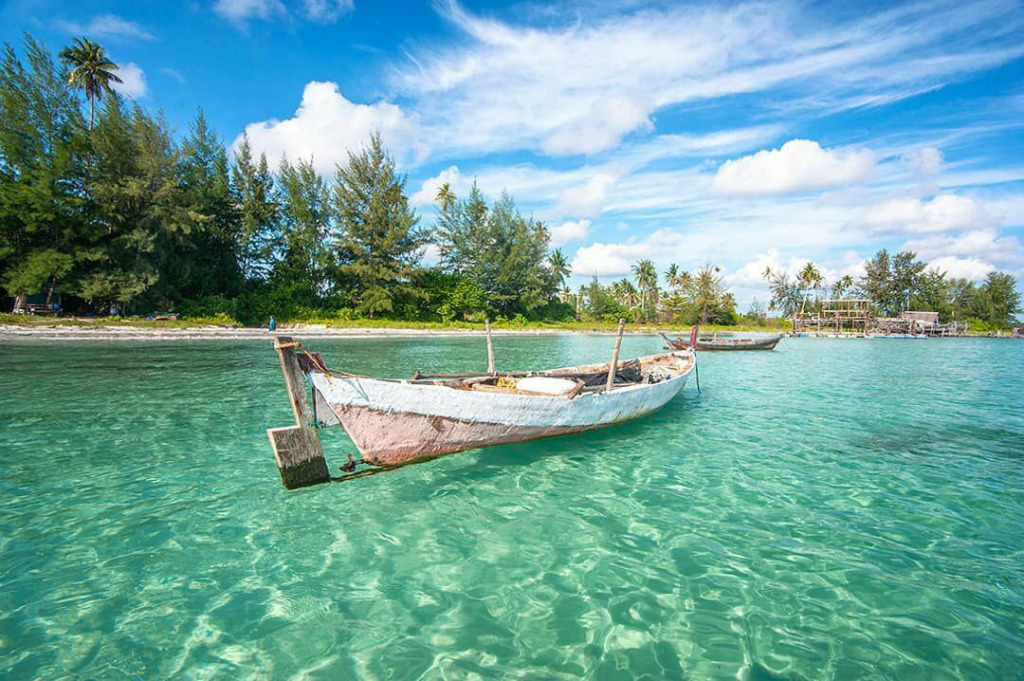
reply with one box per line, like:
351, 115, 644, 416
313, 349, 696, 400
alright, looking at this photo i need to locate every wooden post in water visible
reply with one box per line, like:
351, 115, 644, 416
485, 319, 496, 374
266, 336, 331, 489
605, 318, 626, 393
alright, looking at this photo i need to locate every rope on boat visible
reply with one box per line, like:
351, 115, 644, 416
695, 361, 701, 394
283, 340, 366, 378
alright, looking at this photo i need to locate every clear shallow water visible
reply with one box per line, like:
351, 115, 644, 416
0, 335, 1021, 680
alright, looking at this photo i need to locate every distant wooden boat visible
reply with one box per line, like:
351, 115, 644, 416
266, 322, 696, 487
660, 331, 782, 352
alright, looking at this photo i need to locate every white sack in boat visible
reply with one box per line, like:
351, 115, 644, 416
514, 376, 579, 395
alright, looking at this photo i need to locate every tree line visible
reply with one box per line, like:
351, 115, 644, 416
2, 35, 1019, 329
763, 251, 1021, 329
574, 261, 739, 326
0, 35, 571, 325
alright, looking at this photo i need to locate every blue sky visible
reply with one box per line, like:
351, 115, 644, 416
3, 0, 1023, 306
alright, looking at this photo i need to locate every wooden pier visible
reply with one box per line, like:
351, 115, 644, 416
793, 300, 969, 337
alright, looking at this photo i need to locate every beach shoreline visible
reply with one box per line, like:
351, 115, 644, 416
0, 323, 667, 341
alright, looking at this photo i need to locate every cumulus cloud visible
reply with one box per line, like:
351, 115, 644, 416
927, 256, 994, 280
556, 173, 616, 218
549, 219, 591, 247
56, 14, 154, 41
112, 63, 146, 98
570, 229, 684, 277
234, 81, 423, 174
411, 166, 461, 207
712, 139, 875, 196
903, 228, 1024, 273
860, 194, 993, 235
904, 146, 943, 177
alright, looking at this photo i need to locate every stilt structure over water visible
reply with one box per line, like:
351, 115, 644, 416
793, 299, 873, 335
793, 299, 969, 337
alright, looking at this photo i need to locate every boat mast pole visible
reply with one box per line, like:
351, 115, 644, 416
605, 318, 626, 392
486, 319, 496, 374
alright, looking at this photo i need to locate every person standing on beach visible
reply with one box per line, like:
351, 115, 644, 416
269, 316, 276, 332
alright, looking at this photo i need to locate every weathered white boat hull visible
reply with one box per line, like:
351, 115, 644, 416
309, 353, 692, 466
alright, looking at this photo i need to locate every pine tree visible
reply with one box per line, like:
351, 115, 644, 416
176, 109, 240, 298
231, 134, 277, 282
276, 156, 332, 296
0, 37, 89, 305
333, 133, 423, 317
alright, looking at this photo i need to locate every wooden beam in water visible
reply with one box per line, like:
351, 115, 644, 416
486, 319, 496, 374
605, 318, 626, 393
267, 336, 331, 489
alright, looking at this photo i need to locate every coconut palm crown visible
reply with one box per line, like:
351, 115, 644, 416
59, 37, 122, 129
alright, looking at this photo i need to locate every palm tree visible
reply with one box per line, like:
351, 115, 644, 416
831, 274, 854, 299
798, 261, 823, 312
664, 263, 679, 290
632, 259, 659, 322
435, 182, 456, 213
59, 37, 122, 129
549, 248, 571, 292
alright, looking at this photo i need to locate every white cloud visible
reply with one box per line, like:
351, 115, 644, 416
549, 219, 591, 247
158, 68, 186, 84
301, 0, 354, 23
904, 146, 944, 177
860, 194, 993, 235
556, 173, 616, 218
393, 1, 1023, 159
570, 229, 684, 277
927, 256, 994, 281
112, 63, 146, 98
728, 249, 786, 288
903, 228, 1024, 274
411, 166, 461, 207
421, 243, 441, 264
234, 81, 423, 174
214, 0, 283, 24
712, 139, 875, 196
56, 14, 154, 41
542, 96, 653, 156
214, 0, 352, 25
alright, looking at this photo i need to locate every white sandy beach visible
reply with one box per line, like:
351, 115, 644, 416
0, 323, 644, 341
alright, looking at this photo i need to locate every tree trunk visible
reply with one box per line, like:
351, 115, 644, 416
45, 277, 56, 306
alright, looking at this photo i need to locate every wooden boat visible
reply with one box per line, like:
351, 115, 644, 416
266, 322, 696, 488
660, 330, 782, 351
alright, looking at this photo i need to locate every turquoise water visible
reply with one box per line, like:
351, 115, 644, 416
1, 335, 1021, 679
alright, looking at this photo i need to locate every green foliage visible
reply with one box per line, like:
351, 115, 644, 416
662, 263, 736, 324
333, 133, 424, 318
0, 36, 88, 305
231, 134, 277, 281
0, 34, 672, 328
58, 36, 121, 128
435, 183, 555, 317
859, 249, 1020, 327
276, 156, 331, 292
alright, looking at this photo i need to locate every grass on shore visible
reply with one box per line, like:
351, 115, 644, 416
0, 312, 791, 333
